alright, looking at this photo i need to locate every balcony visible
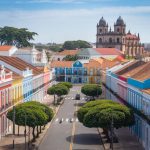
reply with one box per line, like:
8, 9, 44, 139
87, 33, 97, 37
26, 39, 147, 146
0, 72, 12, 82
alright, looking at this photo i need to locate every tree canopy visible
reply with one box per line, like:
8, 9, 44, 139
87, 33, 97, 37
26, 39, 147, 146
62, 54, 79, 61
0, 26, 37, 47
77, 100, 135, 129
47, 84, 69, 97
62, 40, 92, 50
7, 101, 54, 140
81, 84, 102, 98
57, 82, 73, 89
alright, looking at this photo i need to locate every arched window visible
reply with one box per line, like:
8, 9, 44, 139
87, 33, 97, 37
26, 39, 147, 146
58, 58, 60, 61
117, 28, 120, 32
99, 29, 102, 33
99, 38, 102, 43
123, 28, 125, 33
109, 38, 112, 43
117, 38, 120, 43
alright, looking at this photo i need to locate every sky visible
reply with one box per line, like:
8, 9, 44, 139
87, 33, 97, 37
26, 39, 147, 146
0, 0, 150, 43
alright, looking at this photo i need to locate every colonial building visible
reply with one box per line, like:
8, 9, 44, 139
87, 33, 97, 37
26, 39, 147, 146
52, 50, 79, 61
51, 57, 123, 84
96, 16, 144, 57
13, 46, 48, 66
105, 60, 150, 150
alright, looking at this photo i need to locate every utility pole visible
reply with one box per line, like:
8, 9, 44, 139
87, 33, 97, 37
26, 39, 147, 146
111, 115, 114, 150
12, 106, 15, 149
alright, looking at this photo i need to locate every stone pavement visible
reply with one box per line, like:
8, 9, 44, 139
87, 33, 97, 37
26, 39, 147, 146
99, 127, 144, 150
0, 95, 55, 150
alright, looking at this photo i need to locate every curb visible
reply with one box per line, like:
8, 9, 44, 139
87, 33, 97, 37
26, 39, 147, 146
32, 98, 65, 149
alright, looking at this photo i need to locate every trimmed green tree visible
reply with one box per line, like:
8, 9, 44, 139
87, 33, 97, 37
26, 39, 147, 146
81, 84, 102, 99
58, 82, 73, 89
77, 100, 135, 142
47, 84, 69, 104
7, 101, 54, 141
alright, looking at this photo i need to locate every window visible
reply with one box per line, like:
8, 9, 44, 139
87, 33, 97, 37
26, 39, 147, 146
117, 28, 120, 32
123, 28, 125, 33
117, 38, 120, 43
109, 38, 112, 43
99, 29, 102, 33
99, 38, 102, 43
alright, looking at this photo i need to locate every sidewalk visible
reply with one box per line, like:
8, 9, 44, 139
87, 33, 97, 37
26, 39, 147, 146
0, 95, 55, 150
99, 127, 144, 150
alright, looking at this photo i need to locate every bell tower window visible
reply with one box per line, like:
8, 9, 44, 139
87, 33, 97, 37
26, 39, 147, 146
99, 29, 102, 33
109, 38, 112, 43
117, 28, 120, 33
99, 38, 102, 43
117, 38, 120, 43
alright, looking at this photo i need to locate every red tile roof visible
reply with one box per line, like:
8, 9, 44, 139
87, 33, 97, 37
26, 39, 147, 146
51, 61, 73, 68
115, 60, 150, 81
0, 56, 42, 75
142, 89, 150, 95
94, 48, 124, 56
115, 61, 146, 76
56, 50, 79, 56
0, 45, 13, 51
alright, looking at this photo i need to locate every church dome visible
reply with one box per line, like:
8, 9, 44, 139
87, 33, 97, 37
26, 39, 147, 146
99, 17, 107, 26
116, 16, 125, 26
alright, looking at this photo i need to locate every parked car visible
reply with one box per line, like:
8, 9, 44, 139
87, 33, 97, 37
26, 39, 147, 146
75, 94, 80, 100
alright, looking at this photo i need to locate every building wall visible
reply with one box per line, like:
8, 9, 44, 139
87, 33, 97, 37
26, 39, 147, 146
105, 69, 150, 150
23, 75, 33, 102
12, 78, 23, 105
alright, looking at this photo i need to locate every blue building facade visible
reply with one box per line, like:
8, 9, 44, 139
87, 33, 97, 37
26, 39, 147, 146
54, 60, 101, 84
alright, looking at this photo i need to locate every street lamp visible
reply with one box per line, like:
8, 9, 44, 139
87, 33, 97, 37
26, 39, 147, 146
24, 111, 27, 150
110, 115, 114, 150
12, 106, 15, 149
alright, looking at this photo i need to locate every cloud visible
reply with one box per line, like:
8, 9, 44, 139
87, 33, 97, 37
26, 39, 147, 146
16, 0, 112, 4
0, 6, 150, 43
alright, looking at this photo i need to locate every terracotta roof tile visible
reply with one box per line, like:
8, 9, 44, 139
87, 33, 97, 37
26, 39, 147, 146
0, 56, 42, 75
56, 50, 79, 56
130, 62, 150, 81
0, 45, 13, 51
85, 58, 120, 70
51, 61, 73, 68
115, 61, 146, 75
115, 60, 150, 81
142, 89, 150, 95
94, 48, 124, 55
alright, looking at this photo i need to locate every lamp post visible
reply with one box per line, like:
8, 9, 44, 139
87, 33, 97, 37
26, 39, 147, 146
110, 115, 114, 150
12, 106, 15, 149
24, 112, 27, 150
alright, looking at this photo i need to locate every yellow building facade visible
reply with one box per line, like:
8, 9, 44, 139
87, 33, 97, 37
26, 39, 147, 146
11, 74, 23, 105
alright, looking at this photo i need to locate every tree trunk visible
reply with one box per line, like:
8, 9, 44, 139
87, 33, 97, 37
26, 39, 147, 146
36, 126, 39, 137
40, 126, 42, 133
103, 128, 109, 141
18, 125, 19, 136
32, 127, 36, 142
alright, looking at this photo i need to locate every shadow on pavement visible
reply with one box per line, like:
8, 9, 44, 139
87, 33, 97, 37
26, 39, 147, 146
66, 133, 103, 145
74, 102, 85, 107
0, 143, 28, 150
73, 149, 96, 150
